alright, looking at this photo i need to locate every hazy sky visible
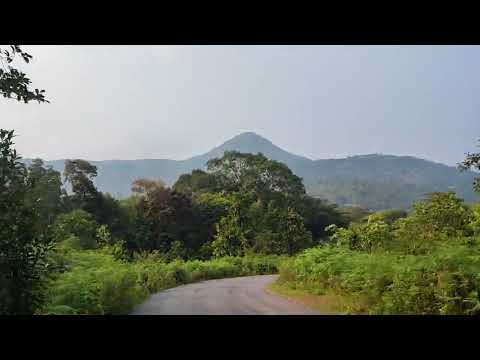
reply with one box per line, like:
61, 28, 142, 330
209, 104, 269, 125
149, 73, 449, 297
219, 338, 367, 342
1, 45, 479, 166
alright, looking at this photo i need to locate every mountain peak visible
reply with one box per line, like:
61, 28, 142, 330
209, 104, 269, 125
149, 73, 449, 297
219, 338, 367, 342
186, 131, 313, 171
222, 131, 274, 147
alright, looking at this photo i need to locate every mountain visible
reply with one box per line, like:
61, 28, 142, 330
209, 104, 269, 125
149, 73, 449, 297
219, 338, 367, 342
24, 132, 479, 210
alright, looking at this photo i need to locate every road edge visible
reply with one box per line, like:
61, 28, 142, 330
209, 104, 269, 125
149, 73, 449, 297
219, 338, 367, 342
266, 281, 342, 315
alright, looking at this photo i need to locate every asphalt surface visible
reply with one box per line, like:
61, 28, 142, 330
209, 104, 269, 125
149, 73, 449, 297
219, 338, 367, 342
130, 275, 320, 315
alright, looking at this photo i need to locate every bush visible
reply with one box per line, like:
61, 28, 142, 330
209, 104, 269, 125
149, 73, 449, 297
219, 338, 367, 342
40, 249, 286, 315
470, 203, 480, 235
326, 217, 392, 253
40, 250, 147, 315
278, 244, 480, 314
52, 209, 99, 249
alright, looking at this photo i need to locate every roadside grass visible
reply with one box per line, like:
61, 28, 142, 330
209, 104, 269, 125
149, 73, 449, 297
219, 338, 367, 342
268, 281, 342, 314
38, 247, 287, 315
276, 244, 480, 315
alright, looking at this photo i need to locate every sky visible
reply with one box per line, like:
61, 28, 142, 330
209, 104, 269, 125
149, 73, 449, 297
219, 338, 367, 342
1, 45, 479, 166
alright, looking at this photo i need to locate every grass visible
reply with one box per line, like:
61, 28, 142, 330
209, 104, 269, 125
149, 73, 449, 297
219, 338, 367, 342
268, 281, 341, 314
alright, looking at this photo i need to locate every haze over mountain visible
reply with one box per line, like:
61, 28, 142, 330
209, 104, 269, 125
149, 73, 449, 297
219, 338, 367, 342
24, 132, 479, 211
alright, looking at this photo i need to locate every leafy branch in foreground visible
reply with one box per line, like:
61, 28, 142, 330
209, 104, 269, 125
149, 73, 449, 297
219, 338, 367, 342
0, 45, 48, 103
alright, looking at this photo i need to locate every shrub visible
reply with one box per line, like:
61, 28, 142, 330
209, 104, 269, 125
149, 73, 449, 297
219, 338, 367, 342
325, 217, 392, 253
469, 203, 480, 235
52, 209, 99, 249
278, 244, 480, 315
40, 249, 286, 315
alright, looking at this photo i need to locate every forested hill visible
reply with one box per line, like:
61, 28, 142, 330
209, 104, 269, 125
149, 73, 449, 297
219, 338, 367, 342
23, 132, 479, 210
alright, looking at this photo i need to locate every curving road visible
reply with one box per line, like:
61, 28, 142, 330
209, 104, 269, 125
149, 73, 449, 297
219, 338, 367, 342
130, 275, 320, 315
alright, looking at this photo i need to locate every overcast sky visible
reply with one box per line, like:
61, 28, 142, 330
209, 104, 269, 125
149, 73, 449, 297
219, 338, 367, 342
1, 45, 479, 165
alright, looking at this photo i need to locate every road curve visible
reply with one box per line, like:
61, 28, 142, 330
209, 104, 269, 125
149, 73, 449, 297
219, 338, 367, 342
130, 275, 320, 315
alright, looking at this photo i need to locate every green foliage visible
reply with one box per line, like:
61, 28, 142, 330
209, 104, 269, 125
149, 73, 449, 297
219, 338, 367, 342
0, 129, 53, 314
212, 192, 314, 257
279, 245, 480, 315
193, 192, 232, 223
393, 192, 472, 254
24, 159, 66, 229
96, 225, 112, 247
0, 45, 48, 103
39, 250, 146, 315
367, 209, 408, 224
296, 196, 347, 240
212, 202, 247, 257
326, 217, 392, 253
176, 152, 340, 258
127, 179, 205, 258
470, 203, 480, 235
460, 139, 480, 193
173, 169, 221, 196
280, 192, 480, 314
207, 151, 306, 205
52, 209, 99, 250
64, 159, 99, 208
39, 249, 285, 315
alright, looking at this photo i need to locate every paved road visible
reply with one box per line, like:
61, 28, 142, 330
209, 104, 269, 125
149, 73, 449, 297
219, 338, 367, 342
130, 275, 320, 315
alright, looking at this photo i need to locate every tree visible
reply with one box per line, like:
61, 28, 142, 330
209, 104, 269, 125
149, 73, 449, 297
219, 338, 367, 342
173, 169, 221, 196
129, 178, 201, 259
326, 217, 392, 253
24, 159, 66, 230
283, 207, 313, 255
296, 196, 348, 241
0, 45, 47, 103
212, 202, 248, 257
207, 151, 306, 206
93, 192, 131, 240
460, 139, 480, 193
1, 46, 51, 314
192, 192, 233, 258
393, 192, 472, 254
0, 130, 53, 314
64, 159, 98, 203
131, 178, 167, 197
212, 193, 313, 256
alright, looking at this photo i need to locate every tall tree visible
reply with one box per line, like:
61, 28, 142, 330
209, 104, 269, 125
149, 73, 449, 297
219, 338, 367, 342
1, 46, 51, 314
129, 178, 201, 258
0, 130, 53, 314
64, 159, 99, 206
25, 159, 66, 229
207, 151, 305, 206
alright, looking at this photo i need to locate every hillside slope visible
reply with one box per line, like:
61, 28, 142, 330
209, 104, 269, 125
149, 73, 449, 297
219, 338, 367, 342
24, 132, 479, 210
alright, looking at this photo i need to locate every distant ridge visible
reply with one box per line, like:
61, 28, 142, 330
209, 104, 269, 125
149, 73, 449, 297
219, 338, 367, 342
23, 132, 479, 210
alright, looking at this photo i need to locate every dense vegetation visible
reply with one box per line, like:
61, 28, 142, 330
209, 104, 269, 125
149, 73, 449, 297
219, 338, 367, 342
1, 125, 345, 314
3, 45, 480, 315
277, 191, 480, 314
40, 247, 285, 315
25, 136, 480, 211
